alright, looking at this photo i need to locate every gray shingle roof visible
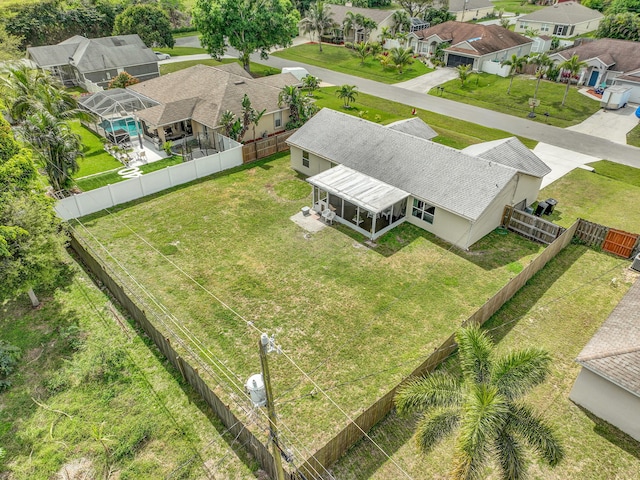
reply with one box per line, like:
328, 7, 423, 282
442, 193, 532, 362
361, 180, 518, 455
462, 137, 551, 178
552, 39, 640, 74
576, 279, 640, 397
128, 64, 297, 128
386, 117, 438, 141
27, 35, 157, 72
446, 0, 494, 13
518, 2, 603, 25
415, 22, 532, 56
286, 109, 519, 221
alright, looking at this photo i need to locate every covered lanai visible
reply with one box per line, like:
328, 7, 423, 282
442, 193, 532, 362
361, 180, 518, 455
308, 165, 409, 240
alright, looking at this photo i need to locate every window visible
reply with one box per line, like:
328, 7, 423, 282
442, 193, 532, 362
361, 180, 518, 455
274, 111, 282, 129
302, 150, 310, 168
541, 24, 549, 32
412, 199, 435, 224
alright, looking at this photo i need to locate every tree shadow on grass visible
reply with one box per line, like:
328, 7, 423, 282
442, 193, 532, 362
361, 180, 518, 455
575, 405, 640, 461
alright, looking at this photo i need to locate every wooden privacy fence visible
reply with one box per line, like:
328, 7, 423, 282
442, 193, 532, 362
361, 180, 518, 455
502, 205, 565, 244
68, 232, 280, 480
296, 221, 579, 478
242, 129, 298, 163
574, 219, 640, 258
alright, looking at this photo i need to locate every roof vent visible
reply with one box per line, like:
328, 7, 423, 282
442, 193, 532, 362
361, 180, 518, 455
234, 80, 245, 85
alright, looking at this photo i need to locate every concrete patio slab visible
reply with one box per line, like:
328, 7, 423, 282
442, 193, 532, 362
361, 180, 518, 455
290, 210, 327, 233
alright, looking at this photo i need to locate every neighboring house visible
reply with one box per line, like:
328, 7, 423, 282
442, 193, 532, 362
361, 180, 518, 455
123, 63, 298, 146
515, 2, 603, 38
549, 38, 640, 92
401, 21, 532, 71
26, 35, 160, 93
286, 109, 549, 249
445, 0, 495, 22
569, 278, 640, 442
614, 68, 640, 103
300, 4, 397, 43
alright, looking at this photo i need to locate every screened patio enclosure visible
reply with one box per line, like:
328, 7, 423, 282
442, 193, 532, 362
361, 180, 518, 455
79, 89, 159, 146
308, 165, 409, 240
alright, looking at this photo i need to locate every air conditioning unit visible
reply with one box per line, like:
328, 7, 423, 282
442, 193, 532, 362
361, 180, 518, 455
631, 254, 640, 272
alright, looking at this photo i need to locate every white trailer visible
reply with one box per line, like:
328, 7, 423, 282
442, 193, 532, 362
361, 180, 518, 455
600, 86, 632, 110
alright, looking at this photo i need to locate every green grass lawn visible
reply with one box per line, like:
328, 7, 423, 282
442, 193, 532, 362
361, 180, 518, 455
0, 257, 255, 478
70, 121, 122, 178
330, 244, 639, 479
78, 152, 545, 451
154, 46, 207, 56
272, 43, 433, 84
627, 122, 640, 147
492, 0, 544, 14
540, 160, 640, 233
75, 156, 183, 191
160, 58, 280, 77
430, 73, 601, 128
314, 87, 538, 149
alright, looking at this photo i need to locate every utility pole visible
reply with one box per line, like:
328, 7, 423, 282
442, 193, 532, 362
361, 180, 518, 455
259, 333, 286, 480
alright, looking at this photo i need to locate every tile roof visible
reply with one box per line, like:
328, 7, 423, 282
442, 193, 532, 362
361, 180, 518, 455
286, 109, 521, 220
462, 137, 551, 178
518, 2, 603, 24
128, 64, 298, 128
576, 278, 640, 397
322, 4, 396, 26
27, 35, 157, 72
415, 22, 532, 56
386, 117, 438, 140
553, 39, 640, 74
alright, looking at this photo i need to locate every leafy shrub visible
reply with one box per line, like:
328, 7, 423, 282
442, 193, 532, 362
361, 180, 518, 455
0, 341, 21, 391
344, 42, 354, 49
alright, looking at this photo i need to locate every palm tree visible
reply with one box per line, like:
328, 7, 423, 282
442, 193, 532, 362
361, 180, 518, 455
391, 10, 411, 36
529, 53, 553, 101
355, 42, 371, 65
0, 64, 90, 123
559, 54, 587, 106
335, 84, 358, 108
389, 47, 414, 74
395, 325, 563, 480
21, 110, 82, 191
300, 1, 335, 52
457, 64, 472, 85
302, 74, 321, 96
278, 85, 303, 124
342, 11, 357, 43
501, 54, 528, 95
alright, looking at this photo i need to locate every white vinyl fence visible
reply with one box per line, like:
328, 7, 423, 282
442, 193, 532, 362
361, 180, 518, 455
56, 146, 243, 220
482, 60, 511, 77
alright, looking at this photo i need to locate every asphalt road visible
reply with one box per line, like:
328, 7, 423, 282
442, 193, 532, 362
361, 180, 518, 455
169, 36, 640, 167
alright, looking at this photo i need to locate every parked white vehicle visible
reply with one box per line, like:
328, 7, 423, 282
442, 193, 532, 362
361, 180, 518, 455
154, 51, 171, 60
281, 67, 310, 81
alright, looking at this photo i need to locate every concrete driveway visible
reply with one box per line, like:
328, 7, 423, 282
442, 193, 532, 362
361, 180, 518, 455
534, 143, 601, 188
393, 67, 459, 93
567, 102, 640, 145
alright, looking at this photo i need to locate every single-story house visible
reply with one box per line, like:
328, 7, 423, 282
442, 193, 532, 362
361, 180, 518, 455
300, 4, 397, 43
286, 109, 550, 249
549, 38, 640, 91
26, 35, 160, 93
403, 21, 533, 71
515, 2, 603, 38
530, 35, 553, 54
445, 0, 495, 22
569, 278, 640, 442
123, 63, 298, 146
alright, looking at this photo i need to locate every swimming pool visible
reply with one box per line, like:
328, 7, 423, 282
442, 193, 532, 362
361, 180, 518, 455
100, 117, 141, 137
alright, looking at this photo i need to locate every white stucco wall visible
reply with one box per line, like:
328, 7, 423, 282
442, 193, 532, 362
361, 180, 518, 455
406, 201, 473, 249
290, 147, 333, 176
466, 176, 518, 247
513, 174, 542, 209
570, 367, 640, 442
